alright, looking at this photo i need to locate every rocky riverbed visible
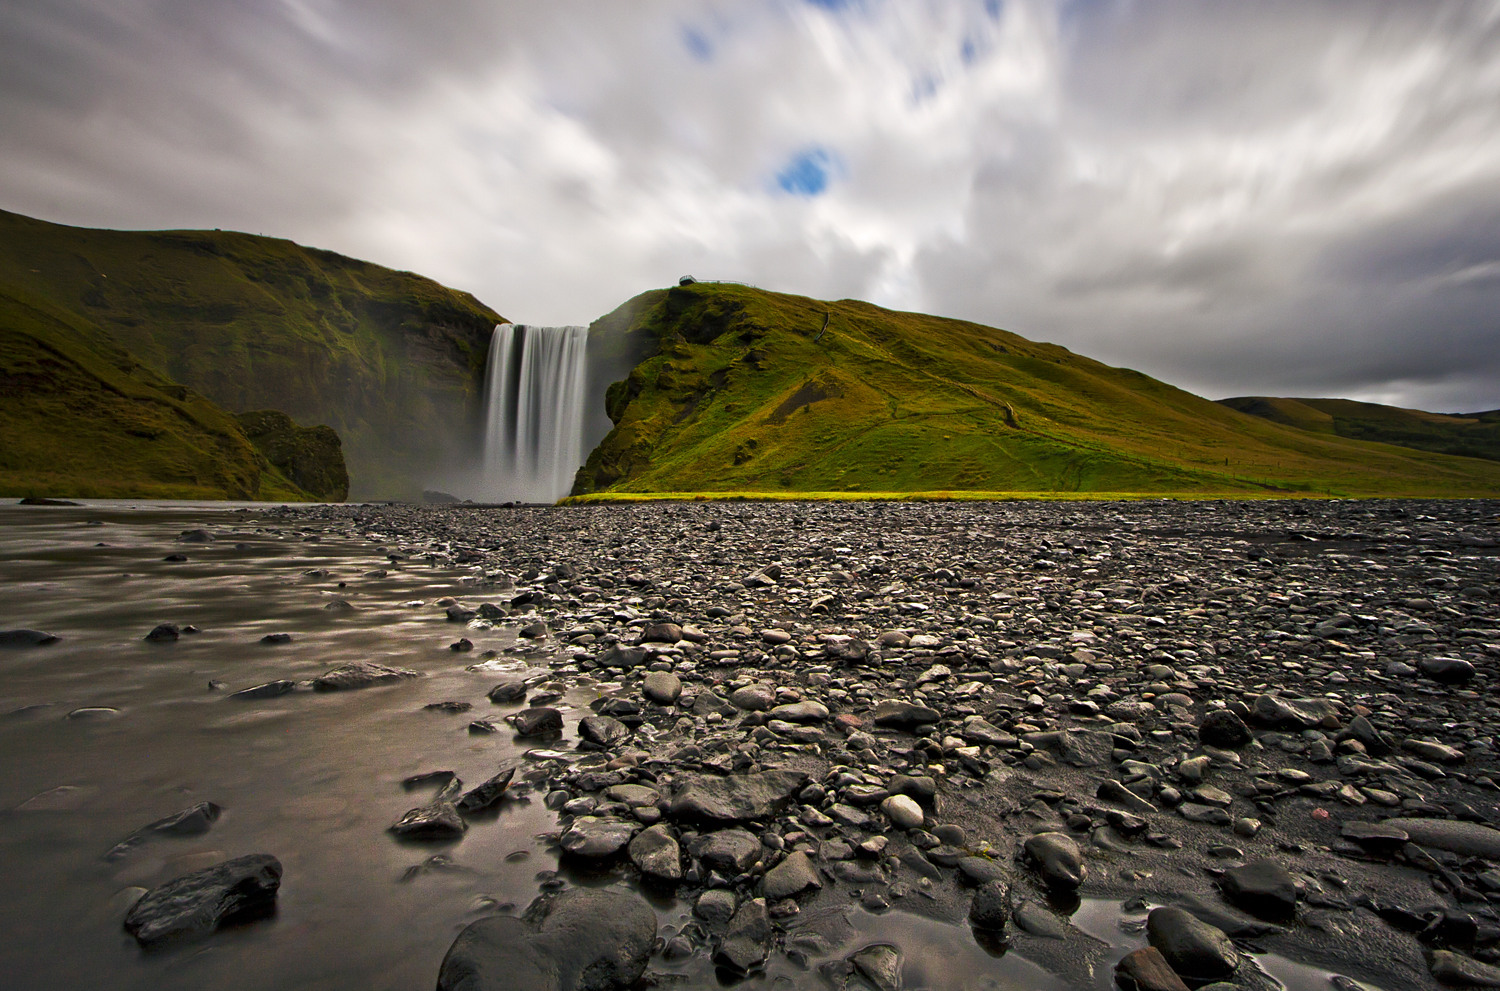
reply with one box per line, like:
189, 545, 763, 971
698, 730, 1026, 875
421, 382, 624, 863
2, 497, 1499, 991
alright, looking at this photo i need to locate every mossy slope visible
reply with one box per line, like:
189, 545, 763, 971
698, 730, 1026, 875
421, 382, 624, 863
0, 287, 313, 500
575, 283, 1500, 498
0, 209, 504, 498
1220, 396, 1500, 463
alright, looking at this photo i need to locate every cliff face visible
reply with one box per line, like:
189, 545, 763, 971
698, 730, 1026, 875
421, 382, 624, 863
234, 410, 349, 502
0, 209, 505, 499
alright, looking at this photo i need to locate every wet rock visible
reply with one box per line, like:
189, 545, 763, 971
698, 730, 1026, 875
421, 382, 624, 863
763, 850, 821, 900
1220, 859, 1297, 920
509, 707, 563, 736
968, 879, 1010, 931
767, 700, 829, 723
313, 661, 420, 691
1024, 832, 1087, 890
230, 680, 296, 700
106, 802, 222, 860
578, 714, 630, 749
144, 623, 180, 643
1430, 949, 1500, 987
1339, 820, 1408, 855
1146, 907, 1239, 982
695, 888, 737, 924
849, 943, 903, 991
1115, 946, 1190, 991
715, 898, 773, 974
642, 671, 682, 704
692, 828, 763, 874
487, 680, 528, 703
123, 853, 281, 946
1013, 900, 1069, 939
390, 799, 466, 839
1198, 709, 1251, 748
560, 816, 638, 859
456, 767, 516, 814
1386, 819, 1500, 859
0, 629, 59, 647
436, 888, 656, 991
872, 701, 941, 729
425, 701, 472, 713
668, 768, 806, 824
628, 823, 681, 882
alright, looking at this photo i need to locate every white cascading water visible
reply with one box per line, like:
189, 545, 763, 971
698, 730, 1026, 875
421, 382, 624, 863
481, 323, 589, 503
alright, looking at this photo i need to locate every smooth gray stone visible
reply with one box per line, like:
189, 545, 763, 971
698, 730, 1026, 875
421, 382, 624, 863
872, 701, 940, 729
642, 671, 682, 704
597, 644, 648, 669
487, 680, 527, 703
1115, 946, 1189, 991
1146, 906, 1239, 982
1012, 900, 1068, 939
767, 700, 829, 723
0, 629, 59, 647
509, 707, 563, 736
123, 854, 281, 946
695, 888, 737, 924
436, 888, 656, 991
1024, 832, 1087, 889
1386, 818, 1500, 859
313, 661, 419, 691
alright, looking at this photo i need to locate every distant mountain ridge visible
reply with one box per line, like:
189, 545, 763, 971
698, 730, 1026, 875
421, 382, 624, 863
573, 282, 1500, 498
0, 209, 503, 499
1218, 396, 1500, 464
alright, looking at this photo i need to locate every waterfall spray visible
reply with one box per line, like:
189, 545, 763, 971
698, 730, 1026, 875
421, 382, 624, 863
481, 323, 589, 503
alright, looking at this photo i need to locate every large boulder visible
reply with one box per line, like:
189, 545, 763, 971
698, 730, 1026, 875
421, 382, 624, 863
123, 853, 282, 946
1220, 859, 1298, 920
1146, 907, 1239, 982
436, 888, 656, 991
668, 768, 806, 824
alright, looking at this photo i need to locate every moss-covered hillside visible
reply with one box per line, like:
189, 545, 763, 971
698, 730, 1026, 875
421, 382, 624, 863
1219, 396, 1500, 464
574, 283, 1500, 498
0, 209, 504, 499
0, 288, 317, 500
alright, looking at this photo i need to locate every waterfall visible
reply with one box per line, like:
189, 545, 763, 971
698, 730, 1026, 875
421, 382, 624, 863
481, 323, 589, 503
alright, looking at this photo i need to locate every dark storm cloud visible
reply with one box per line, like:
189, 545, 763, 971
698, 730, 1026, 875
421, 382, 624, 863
1, 0, 1498, 411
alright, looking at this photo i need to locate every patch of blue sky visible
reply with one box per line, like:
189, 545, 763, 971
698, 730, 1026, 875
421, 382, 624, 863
984, 0, 1003, 20
681, 25, 713, 62
804, 0, 861, 11
774, 147, 842, 197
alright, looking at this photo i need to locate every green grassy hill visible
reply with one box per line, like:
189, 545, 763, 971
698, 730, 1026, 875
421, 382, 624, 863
573, 283, 1500, 498
1219, 396, 1500, 463
0, 286, 318, 500
0, 209, 504, 499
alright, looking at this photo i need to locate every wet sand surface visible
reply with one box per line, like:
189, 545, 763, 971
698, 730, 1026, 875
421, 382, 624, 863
1, 499, 1498, 991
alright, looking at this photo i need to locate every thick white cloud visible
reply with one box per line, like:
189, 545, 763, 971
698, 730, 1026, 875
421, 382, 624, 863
2, 0, 1498, 410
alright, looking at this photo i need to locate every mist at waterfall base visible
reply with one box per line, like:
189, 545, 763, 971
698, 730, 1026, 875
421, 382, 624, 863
479, 323, 591, 503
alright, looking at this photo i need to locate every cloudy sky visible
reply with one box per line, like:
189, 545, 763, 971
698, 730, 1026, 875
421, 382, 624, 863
3, 0, 1499, 412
